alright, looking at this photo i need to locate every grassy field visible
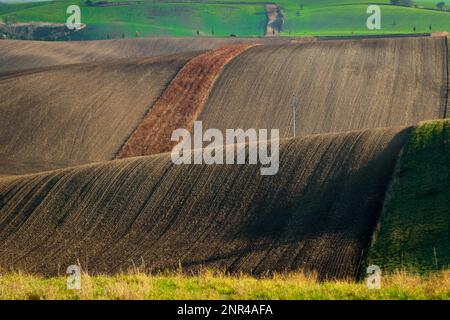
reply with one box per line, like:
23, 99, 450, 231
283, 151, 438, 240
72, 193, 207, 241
0, 270, 449, 299
0, 0, 266, 39
282, 3, 450, 36
368, 120, 450, 273
2, 1, 450, 39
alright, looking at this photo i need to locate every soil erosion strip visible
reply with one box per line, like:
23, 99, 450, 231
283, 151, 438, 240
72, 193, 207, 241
265, 3, 284, 36
116, 44, 256, 158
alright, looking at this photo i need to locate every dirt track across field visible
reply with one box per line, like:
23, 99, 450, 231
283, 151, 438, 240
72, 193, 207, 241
199, 37, 447, 137
0, 127, 410, 280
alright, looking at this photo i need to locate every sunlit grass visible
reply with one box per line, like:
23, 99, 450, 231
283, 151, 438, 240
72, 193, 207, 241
0, 269, 449, 300
368, 120, 450, 273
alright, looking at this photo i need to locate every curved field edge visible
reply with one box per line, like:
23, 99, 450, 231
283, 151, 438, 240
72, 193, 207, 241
116, 44, 256, 158
0, 127, 409, 280
447, 36, 450, 117
0, 53, 197, 175
0, 38, 291, 73
198, 37, 447, 138
0, 271, 449, 300
367, 119, 450, 273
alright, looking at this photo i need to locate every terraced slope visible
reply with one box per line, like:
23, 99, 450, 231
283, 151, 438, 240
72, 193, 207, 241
199, 37, 447, 137
0, 127, 410, 279
0, 37, 290, 73
0, 52, 196, 175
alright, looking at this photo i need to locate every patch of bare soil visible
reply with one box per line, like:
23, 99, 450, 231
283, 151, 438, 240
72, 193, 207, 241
265, 4, 284, 36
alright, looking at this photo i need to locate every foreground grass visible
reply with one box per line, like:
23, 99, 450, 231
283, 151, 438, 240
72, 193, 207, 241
0, 271, 449, 300
368, 120, 450, 272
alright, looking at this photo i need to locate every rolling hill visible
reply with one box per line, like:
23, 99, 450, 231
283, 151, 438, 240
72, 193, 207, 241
2, 0, 450, 40
0, 37, 290, 73
0, 52, 196, 174
0, 34, 448, 280
0, 127, 410, 279
199, 37, 447, 137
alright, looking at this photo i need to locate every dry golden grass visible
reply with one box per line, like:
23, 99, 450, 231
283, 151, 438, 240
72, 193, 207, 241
0, 269, 449, 300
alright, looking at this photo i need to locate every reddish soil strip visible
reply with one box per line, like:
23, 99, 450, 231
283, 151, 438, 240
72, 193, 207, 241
116, 44, 256, 158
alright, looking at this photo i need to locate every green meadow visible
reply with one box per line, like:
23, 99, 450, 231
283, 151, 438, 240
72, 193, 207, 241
0, 0, 266, 39
368, 120, 450, 273
2, 0, 450, 39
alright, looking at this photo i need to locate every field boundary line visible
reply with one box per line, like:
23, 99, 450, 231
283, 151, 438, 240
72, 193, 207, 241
445, 36, 449, 118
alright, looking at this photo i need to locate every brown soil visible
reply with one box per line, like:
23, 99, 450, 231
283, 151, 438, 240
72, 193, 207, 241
0, 53, 196, 174
0, 37, 290, 73
0, 127, 410, 280
199, 37, 448, 137
117, 44, 256, 158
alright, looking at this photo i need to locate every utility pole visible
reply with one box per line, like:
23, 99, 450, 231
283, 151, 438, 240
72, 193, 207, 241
291, 95, 297, 137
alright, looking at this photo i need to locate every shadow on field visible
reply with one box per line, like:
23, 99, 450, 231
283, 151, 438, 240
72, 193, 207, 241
181, 127, 411, 280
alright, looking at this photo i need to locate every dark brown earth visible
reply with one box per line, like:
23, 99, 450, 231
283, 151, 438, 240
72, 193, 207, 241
0, 52, 197, 175
199, 37, 447, 137
0, 37, 291, 73
0, 127, 410, 280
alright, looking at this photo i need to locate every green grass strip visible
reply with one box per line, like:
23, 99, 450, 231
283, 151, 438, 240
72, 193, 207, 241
368, 120, 450, 273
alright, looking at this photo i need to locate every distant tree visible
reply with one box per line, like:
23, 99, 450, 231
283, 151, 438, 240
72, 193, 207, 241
106, 34, 110, 39
196, 29, 200, 36
4, 15, 17, 26
211, 29, 214, 36
85, 0, 93, 6
121, 33, 125, 38
436, 2, 446, 10
3, 16, 17, 37
429, 24, 432, 31
135, 30, 140, 38
413, 26, 416, 32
